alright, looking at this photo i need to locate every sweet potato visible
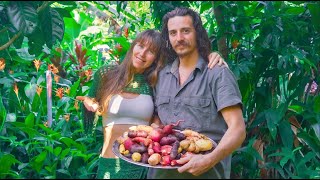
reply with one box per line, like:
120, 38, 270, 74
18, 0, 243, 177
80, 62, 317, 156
149, 128, 164, 142
162, 120, 184, 135
161, 145, 172, 156
152, 142, 161, 153
128, 130, 137, 138
123, 138, 134, 151
130, 143, 147, 154
141, 152, 149, 164
170, 141, 180, 160
159, 135, 178, 145
172, 130, 186, 141
160, 155, 171, 166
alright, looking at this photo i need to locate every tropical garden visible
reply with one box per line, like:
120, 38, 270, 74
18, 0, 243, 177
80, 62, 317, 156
0, 1, 319, 179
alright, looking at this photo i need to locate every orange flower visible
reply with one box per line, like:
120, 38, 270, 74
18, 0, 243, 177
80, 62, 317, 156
74, 100, 79, 110
36, 85, 43, 96
232, 40, 240, 49
64, 87, 70, 95
56, 87, 64, 99
84, 69, 92, 78
54, 74, 60, 83
124, 27, 129, 38
0, 58, 5, 71
13, 83, 18, 96
33, 59, 41, 72
64, 114, 70, 122
9, 70, 13, 74
48, 64, 59, 74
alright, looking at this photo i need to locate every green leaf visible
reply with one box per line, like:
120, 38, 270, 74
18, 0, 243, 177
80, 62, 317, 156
31, 150, 47, 173
53, 147, 62, 156
307, 3, 320, 33
24, 83, 36, 102
278, 120, 293, 149
0, 154, 21, 178
63, 17, 81, 42
69, 78, 80, 97
60, 148, 70, 159
313, 95, 320, 113
0, 94, 6, 132
297, 131, 320, 158
25, 112, 35, 128
6, 1, 38, 35
39, 7, 64, 48
59, 137, 75, 147
265, 108, 281, 140
27, 27, 46, 56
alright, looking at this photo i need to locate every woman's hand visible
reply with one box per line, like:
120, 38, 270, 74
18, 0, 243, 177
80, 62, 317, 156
208, 52, 229, 69
76, 96, 99, 112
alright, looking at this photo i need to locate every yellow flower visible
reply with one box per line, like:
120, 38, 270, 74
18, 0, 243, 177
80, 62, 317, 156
33, 59, 41, 72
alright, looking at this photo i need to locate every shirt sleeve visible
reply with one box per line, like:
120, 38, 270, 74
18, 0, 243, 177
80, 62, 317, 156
212, 67, 243, 112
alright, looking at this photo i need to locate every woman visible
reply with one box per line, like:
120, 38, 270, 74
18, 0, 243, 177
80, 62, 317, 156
76, 29, 225, 179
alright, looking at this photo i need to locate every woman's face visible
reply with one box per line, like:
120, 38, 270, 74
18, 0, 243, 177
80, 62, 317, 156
132, 41, 157, 73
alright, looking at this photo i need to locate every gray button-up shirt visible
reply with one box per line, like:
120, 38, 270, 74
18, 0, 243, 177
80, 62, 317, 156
148, 56, 242, 179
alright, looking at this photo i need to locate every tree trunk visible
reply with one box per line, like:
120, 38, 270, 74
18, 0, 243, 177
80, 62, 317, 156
212, 2, 228, 60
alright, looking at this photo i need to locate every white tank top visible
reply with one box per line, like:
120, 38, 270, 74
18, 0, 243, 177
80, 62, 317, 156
102, 94, 154, 126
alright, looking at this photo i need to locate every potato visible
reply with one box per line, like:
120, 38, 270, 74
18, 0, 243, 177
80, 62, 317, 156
180, 139, 191, 150
195, 139, 213, 151
132, 152, 142, 162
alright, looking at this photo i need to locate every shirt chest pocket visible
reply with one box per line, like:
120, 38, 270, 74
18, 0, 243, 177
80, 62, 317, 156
182, 98, 212, 131
155, 96, 171, 121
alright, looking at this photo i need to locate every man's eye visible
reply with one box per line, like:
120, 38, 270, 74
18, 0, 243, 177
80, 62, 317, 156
169, 32, 176, 36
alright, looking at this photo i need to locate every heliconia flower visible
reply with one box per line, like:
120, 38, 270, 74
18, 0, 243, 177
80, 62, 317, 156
56, 87, 64, 99
64, 114, 70, 122
36, 85, 43, 96
0, 58, 5, 71
74, 100, 79, 110
64, 87, 70, 95
13, 83, 18, 96
44, 121, 49, 127
54, 74, 60, 83
48, 64, 59, 74
33, 59, 41, 72
84, 69, 92, 78
9, 70, 13, 74
124, 27, 129, 38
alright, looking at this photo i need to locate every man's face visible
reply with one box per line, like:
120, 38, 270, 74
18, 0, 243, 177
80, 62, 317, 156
167, 15, 197, 58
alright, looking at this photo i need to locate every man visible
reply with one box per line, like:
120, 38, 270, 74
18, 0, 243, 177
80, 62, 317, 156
148, 7, 246, 179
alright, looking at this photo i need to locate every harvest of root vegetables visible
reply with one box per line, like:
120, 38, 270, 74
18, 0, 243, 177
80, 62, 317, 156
115, 120, 216, 167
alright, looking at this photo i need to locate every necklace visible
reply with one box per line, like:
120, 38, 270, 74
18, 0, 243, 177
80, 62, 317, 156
122, 73, 152, 95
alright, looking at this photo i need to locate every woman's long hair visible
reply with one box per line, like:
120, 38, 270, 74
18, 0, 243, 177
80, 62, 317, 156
161, 7, 211, 63
96, 29, 166, 113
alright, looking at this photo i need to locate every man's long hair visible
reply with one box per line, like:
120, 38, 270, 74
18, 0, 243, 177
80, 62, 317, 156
161, 7, 211, 63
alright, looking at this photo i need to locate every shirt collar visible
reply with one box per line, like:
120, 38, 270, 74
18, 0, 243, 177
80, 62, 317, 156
167, 56, 207, 74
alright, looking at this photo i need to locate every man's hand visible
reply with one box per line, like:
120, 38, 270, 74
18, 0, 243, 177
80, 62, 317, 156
176, 153, 213, 176
76, 96, 99, 112
208, 52, 229, 69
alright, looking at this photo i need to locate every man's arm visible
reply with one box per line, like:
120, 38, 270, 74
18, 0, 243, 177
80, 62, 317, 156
177, 105, 246, 176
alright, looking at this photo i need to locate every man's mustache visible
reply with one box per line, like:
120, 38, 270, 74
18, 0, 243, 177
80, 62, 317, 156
175, 41, 189, 47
